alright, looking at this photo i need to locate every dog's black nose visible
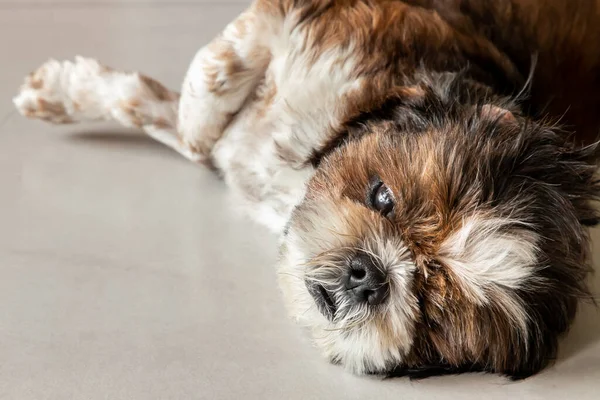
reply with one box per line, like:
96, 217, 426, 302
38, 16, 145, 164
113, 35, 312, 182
345, 252, 389, 305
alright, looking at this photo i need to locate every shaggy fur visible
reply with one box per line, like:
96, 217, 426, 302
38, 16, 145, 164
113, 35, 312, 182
13, 0, 600, 380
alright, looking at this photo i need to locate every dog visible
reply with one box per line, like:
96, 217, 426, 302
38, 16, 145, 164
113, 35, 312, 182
13, 0, 600, 379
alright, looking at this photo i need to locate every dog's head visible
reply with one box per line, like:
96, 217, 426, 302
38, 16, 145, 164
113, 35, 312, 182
278, 73, 599, 379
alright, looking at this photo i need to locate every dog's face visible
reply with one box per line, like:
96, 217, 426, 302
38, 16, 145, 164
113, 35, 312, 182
278, 80, 599, 379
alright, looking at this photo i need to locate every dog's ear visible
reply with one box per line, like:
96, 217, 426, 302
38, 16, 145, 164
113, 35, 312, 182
480, 104, 516, 124
396, 85, 426, 104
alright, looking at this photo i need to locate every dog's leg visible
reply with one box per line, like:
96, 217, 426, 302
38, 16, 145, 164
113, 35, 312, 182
177, 3, 274, 160
13, 57, 202, 162
13, 55, 311, 234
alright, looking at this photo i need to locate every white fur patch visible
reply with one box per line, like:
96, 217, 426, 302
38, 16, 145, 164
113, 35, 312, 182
439, 217, 539, 296
268, 18, 364, 165
438, 216, 540, 335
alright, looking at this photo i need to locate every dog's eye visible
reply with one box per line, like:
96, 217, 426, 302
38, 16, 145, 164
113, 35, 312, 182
370, 182, 395, 216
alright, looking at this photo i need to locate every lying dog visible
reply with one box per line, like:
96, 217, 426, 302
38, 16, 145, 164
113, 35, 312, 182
13, 0, 600, 379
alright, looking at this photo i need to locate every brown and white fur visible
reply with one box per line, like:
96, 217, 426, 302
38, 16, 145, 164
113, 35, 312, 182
13, 0, 600, 379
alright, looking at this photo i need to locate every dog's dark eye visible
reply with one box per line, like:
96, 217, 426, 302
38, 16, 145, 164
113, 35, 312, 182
370, 182, 395, 216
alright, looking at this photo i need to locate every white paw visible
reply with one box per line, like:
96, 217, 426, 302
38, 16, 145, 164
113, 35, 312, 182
14, 59, 74, 123
13, 57, 106, 123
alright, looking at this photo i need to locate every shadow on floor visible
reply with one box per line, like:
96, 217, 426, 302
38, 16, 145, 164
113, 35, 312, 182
66, 130, 184, 161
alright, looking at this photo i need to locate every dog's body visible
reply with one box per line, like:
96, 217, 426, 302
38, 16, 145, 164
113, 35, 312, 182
177, 0, 600, 233
14, 0, 600, 379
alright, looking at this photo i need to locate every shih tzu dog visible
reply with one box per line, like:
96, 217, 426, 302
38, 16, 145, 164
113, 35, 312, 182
13, 0, 600, 380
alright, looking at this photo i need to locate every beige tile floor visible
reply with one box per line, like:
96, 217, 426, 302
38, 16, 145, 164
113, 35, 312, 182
1, 1, 599, 399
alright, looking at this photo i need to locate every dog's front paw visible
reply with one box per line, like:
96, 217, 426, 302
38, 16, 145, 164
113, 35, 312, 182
13, 59, 78, 123
13, 56, 110, 124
